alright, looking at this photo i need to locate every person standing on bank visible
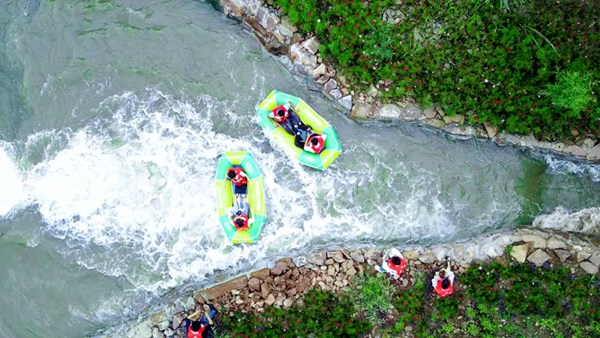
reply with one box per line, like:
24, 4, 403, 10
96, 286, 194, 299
375, 247, 408, 279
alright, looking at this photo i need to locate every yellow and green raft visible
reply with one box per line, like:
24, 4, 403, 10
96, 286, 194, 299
215, 151, 266, 244
256, 90, 342, 170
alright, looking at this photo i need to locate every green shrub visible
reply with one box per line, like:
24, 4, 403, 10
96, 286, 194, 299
218, 289, 371, 337
349, 273, 395, 325
544, 70, 597, 118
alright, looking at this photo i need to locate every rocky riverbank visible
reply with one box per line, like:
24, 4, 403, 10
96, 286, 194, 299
122, 227, 599, 337
208, 0, 600, 162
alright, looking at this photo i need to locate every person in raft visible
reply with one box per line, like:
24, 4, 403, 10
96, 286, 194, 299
374, 248, 407, 279
181, 304, 219, 338
226, 167, 247, 196
270, 101, 311, 137
304, 131, 327, 154
229, 199, 254, 231
432, 258, 455, 297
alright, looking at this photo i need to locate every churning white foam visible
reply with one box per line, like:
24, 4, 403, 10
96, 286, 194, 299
544, 154, 600, 182
533, 206, 600, 235
0, 143, 27, 217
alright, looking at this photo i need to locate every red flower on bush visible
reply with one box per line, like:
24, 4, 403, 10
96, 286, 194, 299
308, 12, 313, 17
402, 301, 408, 306
437, 312, 441, 317
474, 116, 479, 121
342, 40, 347, 45
354, 24, 359, 29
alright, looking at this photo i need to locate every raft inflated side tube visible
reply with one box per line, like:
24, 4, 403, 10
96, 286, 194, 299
256, 90, 342, 170
215, 151, 266, 244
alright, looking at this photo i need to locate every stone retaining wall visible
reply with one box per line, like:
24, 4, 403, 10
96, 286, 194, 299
123, 228, 599, 338
209, 0, 600, 162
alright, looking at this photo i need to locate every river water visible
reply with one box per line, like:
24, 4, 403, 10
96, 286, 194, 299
0, 1, 599, 337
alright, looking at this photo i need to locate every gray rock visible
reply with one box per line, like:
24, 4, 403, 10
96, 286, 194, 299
527, 249, 551, 267
589, 253, 600, 267
248, 277, 261, 292
522, 235, 547, 249
301, 37, 320, 55
425, 118, 445, 129
324, 78, 338, 93
554, 249, 571, 262
377, 104, 402, 119
338, 95, 353, 111
577, 251, 591, 262
585, 143, 600, 161
264, 294, 276, 305
350, 103, 374, 119
289, 44, 317, 69
127, 320, 153, 338
312, 63, 326, 79
580, 261, 599, 274
563, 145, 588, 157
423, 107, 437, 119
307, 252, 326, 265
328, 88, 343, 100
510, 243, 530, 263
316, 74, 330, 84
171, 314, 184, 331
547, 238, 566, 249
327, 251, 345, 263
484, 123, 498, 138
418, 254, 435, 264
442, 114, 465, 125
276, 23, 294, 38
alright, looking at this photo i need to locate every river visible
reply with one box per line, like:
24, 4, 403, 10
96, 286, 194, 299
0, 1, 599, 337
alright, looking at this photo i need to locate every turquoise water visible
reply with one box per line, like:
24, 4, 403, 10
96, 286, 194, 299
0, 1, 598, 337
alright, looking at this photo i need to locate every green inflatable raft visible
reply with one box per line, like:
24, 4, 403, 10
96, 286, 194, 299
215, 151, 266, 244
256, 90, 342, 170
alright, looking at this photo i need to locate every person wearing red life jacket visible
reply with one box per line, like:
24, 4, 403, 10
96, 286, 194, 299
432, 259, 455, 297
270, 104, 290, 124
270, 101, 312, 137
230, 210, 254, 231
375, 248, 408, 279
304, 132, 327, 154
226, 167, 247, 196
181, 304, 219, 338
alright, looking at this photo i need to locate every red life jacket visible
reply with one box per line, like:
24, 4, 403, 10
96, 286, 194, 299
305, 135, 325, 154
232, 214, 250, 230
271, 105, 289, 124
388, 257, 407, 276
435, 279, 454, 297
188, 324, 205, 338
227, 167, 247, 186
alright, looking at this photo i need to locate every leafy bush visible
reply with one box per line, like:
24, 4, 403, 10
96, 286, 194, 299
348, 273, 395, 325
544, 70, 597, 118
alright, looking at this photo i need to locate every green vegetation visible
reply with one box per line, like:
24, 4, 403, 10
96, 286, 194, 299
218, 260, 599, 337
272, 0, 600, 141
219, 289, 371, 337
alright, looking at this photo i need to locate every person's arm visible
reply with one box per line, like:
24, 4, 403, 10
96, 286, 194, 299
381, 262, 398, 276
432, 275, 440, 288
248, 217, 254, 225
447, 270, 455, 284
